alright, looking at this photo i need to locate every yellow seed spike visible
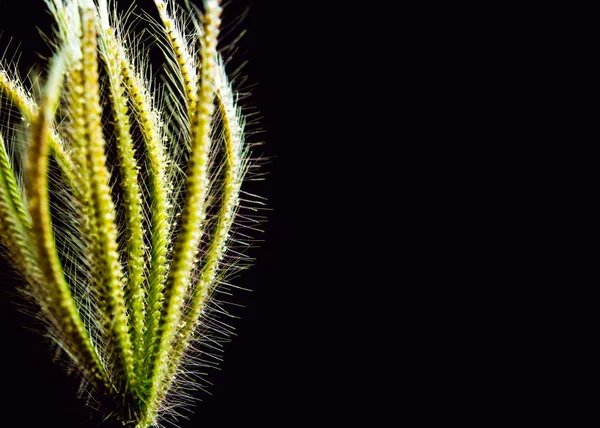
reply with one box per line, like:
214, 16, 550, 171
3, 0, 258, 425
97, 12, 147, 379
80, 6, 136, 393
140, 2, 223, 425
117, 43, 173, 386
154, 0, 199, 118
155, 54, 245, 407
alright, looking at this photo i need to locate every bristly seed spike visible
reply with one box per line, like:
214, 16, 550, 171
0, 0, 260, 426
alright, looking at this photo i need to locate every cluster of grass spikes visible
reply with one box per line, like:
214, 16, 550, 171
0, 0, 259, 426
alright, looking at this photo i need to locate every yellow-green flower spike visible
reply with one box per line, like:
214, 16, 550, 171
142, 3, 222, 422
1, 0, 258, 425
97, 8, 147, 380
79, 5, 136, 393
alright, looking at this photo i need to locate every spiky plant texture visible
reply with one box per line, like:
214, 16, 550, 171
0, 0, 258, 426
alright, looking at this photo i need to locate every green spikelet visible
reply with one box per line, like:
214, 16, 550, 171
0, 0, 259, 426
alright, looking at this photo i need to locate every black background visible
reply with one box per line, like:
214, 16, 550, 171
0, 0, 332, 426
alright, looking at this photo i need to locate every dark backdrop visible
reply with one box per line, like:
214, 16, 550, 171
0, 0, 325, 426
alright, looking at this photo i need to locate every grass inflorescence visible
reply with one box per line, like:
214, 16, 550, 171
0, 0, 260, 426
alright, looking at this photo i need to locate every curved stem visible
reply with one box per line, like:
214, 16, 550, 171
26, 53, 110, 388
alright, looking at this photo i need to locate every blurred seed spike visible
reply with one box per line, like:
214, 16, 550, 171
0, 0, 259, 426
0, 131, 38, 283
25, 51, 111, 388
0, 67, 80, 196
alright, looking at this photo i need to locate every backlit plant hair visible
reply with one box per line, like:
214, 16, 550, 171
0, 0, 260, 426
